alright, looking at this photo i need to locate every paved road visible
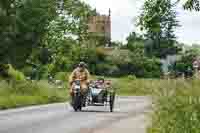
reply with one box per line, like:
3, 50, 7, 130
0, 96, 151, 133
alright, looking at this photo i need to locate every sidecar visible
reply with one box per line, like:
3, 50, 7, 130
86, 79, 116, 112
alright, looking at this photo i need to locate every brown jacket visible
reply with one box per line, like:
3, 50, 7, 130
69, 68, 90, 90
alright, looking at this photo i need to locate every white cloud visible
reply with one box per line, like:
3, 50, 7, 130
83, 0, 200, 44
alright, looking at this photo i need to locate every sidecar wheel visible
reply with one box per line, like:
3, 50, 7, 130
109, 92, 115, 112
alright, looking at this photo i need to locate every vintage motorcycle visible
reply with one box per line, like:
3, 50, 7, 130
71, 79, 116, 112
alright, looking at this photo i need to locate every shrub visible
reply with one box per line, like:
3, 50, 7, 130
20, 66, 33, 77
8, 65, 25, 81
95, 63, 121, 76
127, 75, 137, 80
105, 49, 162, 77
96, 47, 107, 61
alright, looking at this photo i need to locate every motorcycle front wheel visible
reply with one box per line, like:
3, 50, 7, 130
73, 93, 82, 112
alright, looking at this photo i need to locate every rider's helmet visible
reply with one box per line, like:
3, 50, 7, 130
78, 61, 87, 68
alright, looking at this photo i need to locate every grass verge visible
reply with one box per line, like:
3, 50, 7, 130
0, 80, 69, 110
148, 78, 200, 133
109, 77, 162, 96
108, 77, 200, 132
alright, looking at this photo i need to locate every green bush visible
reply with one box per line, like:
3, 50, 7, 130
0, 64, 25, 81
38, 45, 162, 78
8, 65, 25, 81
95, 63, 118, 76
20, 66, 33, 77
106, 49, 162, 78
96, 47, 107, 61
127, 75, 137, 80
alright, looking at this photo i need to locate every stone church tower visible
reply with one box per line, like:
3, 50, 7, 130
87, 9, 111, 47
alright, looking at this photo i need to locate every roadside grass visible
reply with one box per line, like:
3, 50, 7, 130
0, 80, 69, 110
148, 78, 200, 133
107, 76, 200, 133
108, 77, 162, 96
0, 75, 153, 110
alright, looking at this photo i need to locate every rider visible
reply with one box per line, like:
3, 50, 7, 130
69, 61, 90, 95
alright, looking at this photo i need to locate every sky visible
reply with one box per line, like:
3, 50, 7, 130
83, 0, 200, 45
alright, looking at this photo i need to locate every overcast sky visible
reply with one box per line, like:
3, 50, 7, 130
83, 0, 200, 45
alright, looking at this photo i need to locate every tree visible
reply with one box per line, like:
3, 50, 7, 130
183, 0, 200, 11
0, 0, 16, 64
0, 0, 57, 68
138, 0, 180, 58
126, 32, 144, 52
172, 47, 200, 76
61, 0, 97, 43
27, 0, 98, 75
110, 41, 123, 47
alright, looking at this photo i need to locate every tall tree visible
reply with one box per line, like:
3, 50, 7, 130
27, 0, 98, 74
16, 0, 57, 68
126, 32, 144, 52
0, 0, 57, 68
0, 0, 16, 64
138, 0, 180, 58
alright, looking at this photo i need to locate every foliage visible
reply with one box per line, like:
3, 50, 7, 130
172, 47, 200, 76
8, 64, 25, 81
0, 0, 57, 68
111, 41, 124, 48
183, 0, 200, 11
3, 0, 198, 81
95, 63, 121, 76
0, 64, 25, 81
27, 0, 98, 75
138, 0, 180, 58
126, 32, 145, 52
0, 0, 16, 64
106, 49, 162, 78
127, 75, 137, 80
0, 0, 97, 74
0, 64, 10, 79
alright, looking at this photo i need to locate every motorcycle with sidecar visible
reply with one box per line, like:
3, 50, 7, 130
71, 79, 115, 112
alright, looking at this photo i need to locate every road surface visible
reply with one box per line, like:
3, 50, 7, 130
0, 96, 151, 133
